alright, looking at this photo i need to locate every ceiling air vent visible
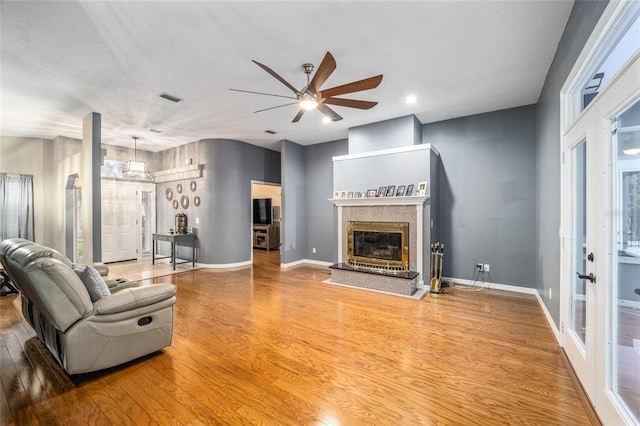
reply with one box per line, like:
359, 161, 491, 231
158, 93, 183, 103
264, 130, 277, 135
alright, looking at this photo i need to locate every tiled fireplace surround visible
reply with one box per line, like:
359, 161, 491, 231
329, 197, 427, 296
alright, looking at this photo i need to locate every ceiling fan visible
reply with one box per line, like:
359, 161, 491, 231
230, 51, 383, 122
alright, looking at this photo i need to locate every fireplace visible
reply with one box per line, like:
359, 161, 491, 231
347, 221, 409, 272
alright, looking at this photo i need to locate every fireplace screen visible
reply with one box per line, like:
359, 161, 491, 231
347, 221, 409, 271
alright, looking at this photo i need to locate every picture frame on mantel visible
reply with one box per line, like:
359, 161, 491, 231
416, 181, 428, 196
405, 184, 414, 196
366, 189, 377, 198
395, 185, 406, 197
377, 186, 386, 197
385, 185, 395, 197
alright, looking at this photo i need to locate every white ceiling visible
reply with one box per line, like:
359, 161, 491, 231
0, 1, 574, 153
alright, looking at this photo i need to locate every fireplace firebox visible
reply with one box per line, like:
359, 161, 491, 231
347, 221, 409, 272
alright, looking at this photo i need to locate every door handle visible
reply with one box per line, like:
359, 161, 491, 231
576, 272, 596, 284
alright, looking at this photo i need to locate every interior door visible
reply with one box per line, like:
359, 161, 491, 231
102, 180, 138, 263
562, 107, 598, 402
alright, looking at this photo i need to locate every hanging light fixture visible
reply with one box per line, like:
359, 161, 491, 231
122, 136, 153, 180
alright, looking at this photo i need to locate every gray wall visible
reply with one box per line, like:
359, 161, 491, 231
536, 0, 609, 325
281, 140, 307, 264
157, 139, 281, 265
423, 105, 537, 287
304, 139, 348, 263
349, 115, 422, 154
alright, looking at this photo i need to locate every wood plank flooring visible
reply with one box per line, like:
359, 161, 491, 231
1, 250, 598, 425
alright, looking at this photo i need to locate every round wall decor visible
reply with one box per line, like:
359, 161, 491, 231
190, 181, 197, 192
181, 195, 189, 209
166, 187, 173, 201
193, 196, 201, 207
176, 183, 183, 194
172, 200, 179, 209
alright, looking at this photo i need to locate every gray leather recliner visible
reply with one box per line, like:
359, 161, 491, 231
0, 238, 177, 374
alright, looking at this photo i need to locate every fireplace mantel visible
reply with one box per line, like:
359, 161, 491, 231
329, 195, 428, 207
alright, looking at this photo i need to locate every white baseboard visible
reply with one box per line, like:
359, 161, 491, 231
196, 260, 252, 269
444, 276, 561, 344
281, 259, 333, 269
443, 276, 537, 295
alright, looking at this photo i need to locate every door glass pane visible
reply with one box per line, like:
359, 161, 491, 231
141, 191, 152, 255
613, 98, 640, 422
572, 140, 588, 347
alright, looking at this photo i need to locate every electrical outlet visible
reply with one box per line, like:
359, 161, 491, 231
477, 263, 483, 271
312, 248, 316, 254
484, 264, 490, 272
195, 217, 200, 224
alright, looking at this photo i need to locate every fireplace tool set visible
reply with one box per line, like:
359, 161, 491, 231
430, 242, 444, 295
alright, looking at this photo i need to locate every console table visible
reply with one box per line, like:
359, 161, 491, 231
253, 225, 279, 250
152, 233, 197, 270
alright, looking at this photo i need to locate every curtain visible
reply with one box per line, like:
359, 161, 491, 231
0, 173, 34, 241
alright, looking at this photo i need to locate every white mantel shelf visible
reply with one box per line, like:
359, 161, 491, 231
329, 195, 428, 207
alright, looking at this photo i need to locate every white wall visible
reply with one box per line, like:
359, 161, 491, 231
0, 136, 54, 246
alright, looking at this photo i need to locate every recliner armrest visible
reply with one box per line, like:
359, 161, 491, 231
93, 284, 176, 315
91, 262, 109, 276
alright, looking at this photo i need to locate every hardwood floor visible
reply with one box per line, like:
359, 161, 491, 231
1, 250, 599, 425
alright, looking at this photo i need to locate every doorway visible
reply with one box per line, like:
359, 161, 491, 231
251, 181, 281, 263
101, 179, 156, 263
561, 41, 640, 426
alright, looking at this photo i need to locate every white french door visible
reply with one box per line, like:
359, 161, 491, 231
562, 53, 640, 425
563, 106, 598, 401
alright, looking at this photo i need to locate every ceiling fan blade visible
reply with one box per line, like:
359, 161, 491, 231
317, 103, 343, 121
230, 88, 296, 100
318, 74, 383, 98
254, 102, 298, 113
307, 51, 337, 95
252, 60, 301, 96
323, 97, 378, 110
292, 109, 306, 123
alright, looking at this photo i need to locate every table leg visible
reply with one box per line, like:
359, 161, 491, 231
152, 239, 156, 265
172, 242, 176, 270
192, 240, 195, 267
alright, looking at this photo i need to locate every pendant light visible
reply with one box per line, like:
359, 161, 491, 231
122, 136, 153, 180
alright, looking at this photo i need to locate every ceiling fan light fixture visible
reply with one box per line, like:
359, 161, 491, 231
299, 95, 318, 110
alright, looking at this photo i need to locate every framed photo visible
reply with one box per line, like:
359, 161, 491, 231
406, 184, 414, 196
377, 186, 386, 197
395, 185, 406, 197
333, 191, 340, 199
347, 192, 353, 199
416, 181, 428, 196
366, 189, 377, 198
385, 185, 396, 197
355, 192, 362, 198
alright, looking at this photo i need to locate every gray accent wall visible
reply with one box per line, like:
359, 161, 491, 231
349, 115, 422, 154
304, 139, 348, 263
536, 0, 608, 326
281, 140, 306, 264
423, 105, 537, 287
156, 139, 280, 265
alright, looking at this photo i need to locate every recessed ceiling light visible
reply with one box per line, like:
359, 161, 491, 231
406, 95, 417, 104
322, 117, 331, 124
264, 129, 277, 135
